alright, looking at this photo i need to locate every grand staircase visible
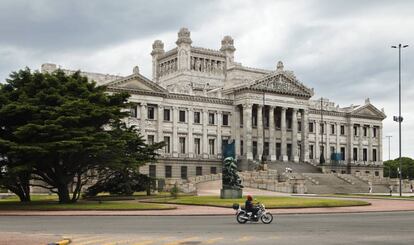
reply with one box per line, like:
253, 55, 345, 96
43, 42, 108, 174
266, 161, 389, 194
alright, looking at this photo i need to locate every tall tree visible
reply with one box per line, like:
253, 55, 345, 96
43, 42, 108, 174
0, 68, 133, 203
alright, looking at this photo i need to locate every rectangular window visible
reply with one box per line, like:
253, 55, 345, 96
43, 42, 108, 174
264, 142, 269, 157
309, 145, 314, 159
340, 147, 346, 161
222, 114, 229, 126
147, 135, 154, 145
373, 127, 377, 138
354, 126, 358, 136
331, 124, 335, 134
240, 140, 244, 155
340, 125, 345, 135
363, 127, 367, 137
209, 139, 215, 155
164, 136, 170, 153
179, 110, 186, 122
194, 138, 201, 155
148, 106, 155, 120
298, 121, 302, 132
309, 122, 314, 133
194, 111, 201, 124
208, 113, 215, 125
320, 123, 324, 134
130, 106, 137, 118
179, 137, 186, 154
330, 146, 335, 154
252, 108, 257, 127
196, 166, 202, 176
163, 109, 170, 121
165, 165, 172, 178
253, 141, 257, 159
149, 165, 156, 178
363, 148, 367, 161
373, 149, 377, 162
181, 166, 187, 179
353, 147, 358, 161
210, 167, 217, 174
264, 109, 269, 128
240, 111, 243, 126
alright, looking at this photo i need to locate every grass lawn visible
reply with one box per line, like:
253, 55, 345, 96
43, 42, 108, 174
0, 195, 174, 211
324, 194, 414, 199
145, 195, 370, 209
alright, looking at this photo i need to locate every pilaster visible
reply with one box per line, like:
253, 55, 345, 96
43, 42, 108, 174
243, 104, 253, 160
257, 105, 263, 161
269, 106, 276, 161
188, 108, 194, 158
301, 109, 309, 162
281, 107, 288, 162
172, 106, 178, 157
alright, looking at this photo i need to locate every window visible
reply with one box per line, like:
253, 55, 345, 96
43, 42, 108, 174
373, 149, 377, 161
130, 106, 137, 118
163, 109, 170, 121
373, 127, 377, 138
354, 126, 358, 136
331, 124, 335, 134
363, 127, 367, 137
363, 148, 367, 161
165, 165, 172, 178
179, 110, 186, 122
210, 167, 217, 174
340, 125, 345, 135
240, 140, 244, 155
264, 142, 269, 157
147, 106, 155, 120
164, 136, 170, 153
340, 147, 346, 160
179, 137, 186, 154
147, 135, 154, 145
320, 123, 324, 134
309, 145, 314, 159
353, 147, 358, 161
181, 166, 187, 179
298, 121, 302, 132
253, 141, 257, 159
264, 109, 269, 128
330, 146, 335, 155
252, 108, 257, 127
309, 122, 314, 133
149, 165, 156, 178
375, 171, 379, 177
222, 114, 229, 126
196, 166, 202, 176
240, 111, 243, 126
209, 139, 215, 155
208, 113, 215, 125
194, 138, 201, 155
194, 111, 201, 124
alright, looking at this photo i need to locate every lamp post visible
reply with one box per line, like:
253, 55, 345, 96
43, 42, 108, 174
385, 135, 392, 161
391, 44, 408, 197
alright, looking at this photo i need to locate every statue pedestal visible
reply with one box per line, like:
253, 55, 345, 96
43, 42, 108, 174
220, 188, 243, 199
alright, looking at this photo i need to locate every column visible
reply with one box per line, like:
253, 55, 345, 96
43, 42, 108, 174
346, 122, 353, 165
301, 109, 309, 162
378, 125, 383, 162
336, 122, 340, 156
291, 108, 299, 162
269, 106, 276, 161
281, 107, 288, 162
257, 105, 263, 161
315, 120, 320, 163
172, 106, 178, 157
140, 102, 147, 140
234, 106, 241, 158
368, 125, 373, 163
359, 125, 363, 163
157, 105, 164, 142
202, 109, 208, 158
243, 104, 253, 160
217, 111, 222, 158
325, 121, 330, 163
188, 108, 194, 158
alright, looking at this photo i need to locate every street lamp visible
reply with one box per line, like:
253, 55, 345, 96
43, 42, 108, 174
391, 44, 408, 197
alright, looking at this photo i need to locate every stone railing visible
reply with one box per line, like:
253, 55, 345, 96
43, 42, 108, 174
163, 174, 222, 193
336, 173, 355, 185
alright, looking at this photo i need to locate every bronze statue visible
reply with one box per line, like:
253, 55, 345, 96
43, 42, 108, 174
222, 157, 243, 189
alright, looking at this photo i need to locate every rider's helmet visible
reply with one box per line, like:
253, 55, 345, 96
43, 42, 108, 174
247, 195, 253, 201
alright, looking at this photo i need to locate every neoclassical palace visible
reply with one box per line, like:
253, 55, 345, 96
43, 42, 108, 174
41, 28, 386, 179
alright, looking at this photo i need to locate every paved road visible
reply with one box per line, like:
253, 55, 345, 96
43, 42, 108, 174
1, 212, 414, 245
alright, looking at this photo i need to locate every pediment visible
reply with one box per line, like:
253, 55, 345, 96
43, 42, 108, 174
352, 104, 386, 119
246, 72, 314, 98
107, 73, 167, 93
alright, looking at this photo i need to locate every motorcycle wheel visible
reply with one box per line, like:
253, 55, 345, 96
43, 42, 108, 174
261, 213, 273, 224
236, 213, 248, 224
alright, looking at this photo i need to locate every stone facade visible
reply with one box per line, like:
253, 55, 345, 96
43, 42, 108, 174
41, 27, 386, 181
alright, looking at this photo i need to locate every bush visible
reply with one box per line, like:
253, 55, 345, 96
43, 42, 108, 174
170, 184, 180, 198
84, 169, 155, 197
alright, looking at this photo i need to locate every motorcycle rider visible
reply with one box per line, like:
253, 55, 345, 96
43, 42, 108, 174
245, 195, 259, 218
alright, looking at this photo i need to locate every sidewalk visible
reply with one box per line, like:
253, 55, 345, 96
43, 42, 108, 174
0, 198, 413, 216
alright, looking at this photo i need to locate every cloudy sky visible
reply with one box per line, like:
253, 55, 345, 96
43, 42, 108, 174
1, 0, 413, 159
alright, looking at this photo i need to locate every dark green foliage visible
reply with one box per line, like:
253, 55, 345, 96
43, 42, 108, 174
84, 169, 154, 197
383, 157, 414, 179
0, 68, 163, 203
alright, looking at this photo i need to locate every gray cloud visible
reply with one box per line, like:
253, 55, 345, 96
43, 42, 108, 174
0, 0, 413, 158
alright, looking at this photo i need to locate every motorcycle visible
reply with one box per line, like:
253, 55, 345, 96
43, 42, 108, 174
233, 202, 273, 224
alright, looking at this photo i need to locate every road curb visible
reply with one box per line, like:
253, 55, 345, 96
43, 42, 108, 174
48, 238, 71, 245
